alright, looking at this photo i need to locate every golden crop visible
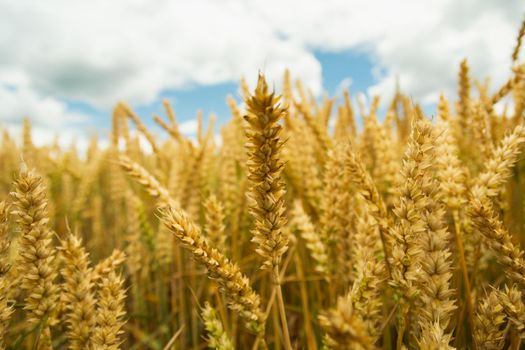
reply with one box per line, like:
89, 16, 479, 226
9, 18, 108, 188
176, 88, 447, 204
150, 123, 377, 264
0, 17, 525, 350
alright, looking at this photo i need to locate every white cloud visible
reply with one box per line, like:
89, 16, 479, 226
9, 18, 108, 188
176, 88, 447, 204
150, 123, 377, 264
356, 93, 369, 116
179, 120, 198, 136
0, 0, 523, 124
335, 77, 353, 96
0, 85, 86, 127
0, 84, 95, 152
0, 0, 322, 109
366, 1, 524, 106
253, 0, 523, 106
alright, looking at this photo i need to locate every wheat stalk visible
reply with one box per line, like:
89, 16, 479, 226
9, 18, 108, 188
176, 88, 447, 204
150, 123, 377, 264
512, 15, 525, 63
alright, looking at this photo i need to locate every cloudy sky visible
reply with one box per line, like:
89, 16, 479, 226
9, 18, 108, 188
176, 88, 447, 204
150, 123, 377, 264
0, 0, 523, 148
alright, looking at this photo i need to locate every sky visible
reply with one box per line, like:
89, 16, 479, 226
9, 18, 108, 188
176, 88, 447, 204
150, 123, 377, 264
0, 0, 524, 150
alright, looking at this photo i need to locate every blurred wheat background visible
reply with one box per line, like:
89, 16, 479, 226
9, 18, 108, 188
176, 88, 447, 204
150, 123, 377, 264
2, 1, 525, 350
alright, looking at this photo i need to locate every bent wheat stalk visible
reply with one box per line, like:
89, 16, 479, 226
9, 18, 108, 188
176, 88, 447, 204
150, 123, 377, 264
159, 204, 266, 336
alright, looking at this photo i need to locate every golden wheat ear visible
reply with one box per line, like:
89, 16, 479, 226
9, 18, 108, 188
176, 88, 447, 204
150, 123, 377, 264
91, 271, 127, 349
202, 302, 235, 350
120, 101, 161, 157
470, 123, 525, 200
244, 73, 289, 273
496, 285, 525, 341
244, 74, 294, 349
58, 232, 96, 349
158, 204, 266, 335
470, 198, 525, 289
319, 294, 376, 350
290, 200, 330, 279
204, 194, 228, 253
118, 154, 173, 207
0, 201, 11, 278
10, 165, 58, 327
473, 290, 506, 350
92, 249, 126, 283
342, 142, 391, 271
0, 201, 13, 348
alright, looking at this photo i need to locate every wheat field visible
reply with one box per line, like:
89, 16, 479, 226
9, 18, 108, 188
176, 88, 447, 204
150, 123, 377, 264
0, 17, 525, 350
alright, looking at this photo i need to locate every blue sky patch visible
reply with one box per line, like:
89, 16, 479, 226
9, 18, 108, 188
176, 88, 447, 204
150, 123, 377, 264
314, 49, 376, 97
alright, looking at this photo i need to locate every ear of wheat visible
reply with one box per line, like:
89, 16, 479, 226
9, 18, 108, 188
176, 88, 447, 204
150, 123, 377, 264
244, 74, 289, 273
202, 302, 235, 350
159, 204, 266, 334
0, 201, 13, 348
91, 271, 127, 349
10, 165, 58, 327
58, 232, 96, 349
